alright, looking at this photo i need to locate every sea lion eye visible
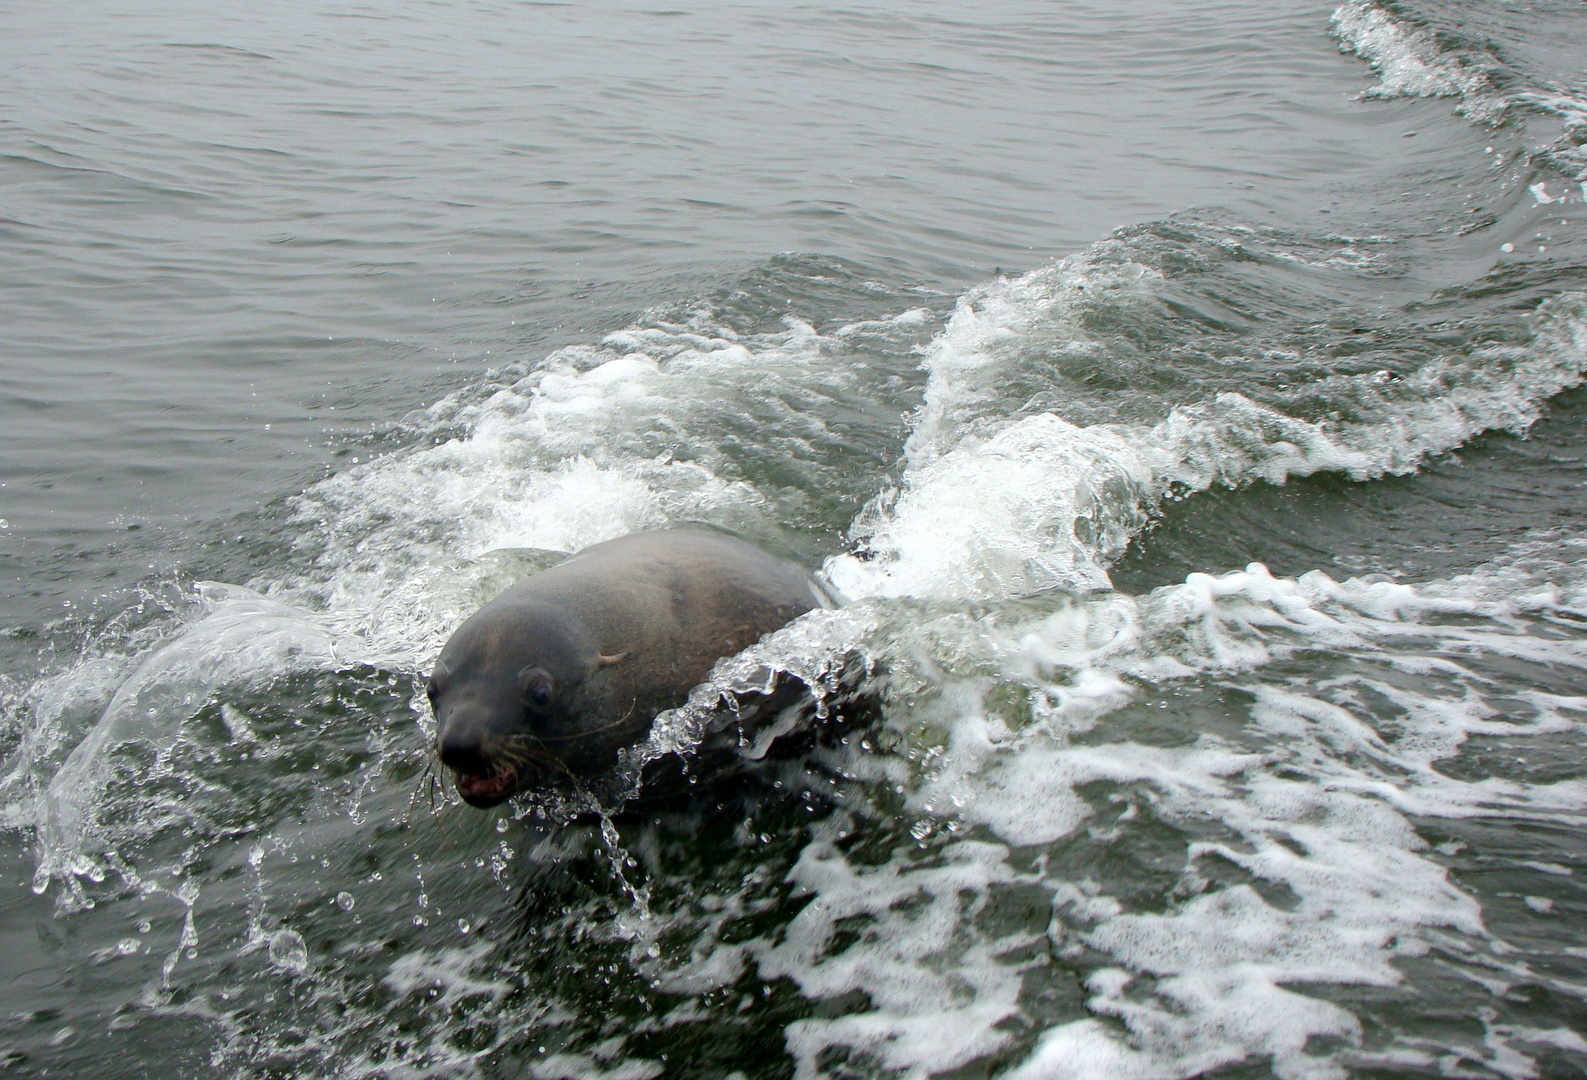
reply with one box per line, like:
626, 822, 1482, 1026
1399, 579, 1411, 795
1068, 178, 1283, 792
523, 670, 554, 710
425, 677, 439, 703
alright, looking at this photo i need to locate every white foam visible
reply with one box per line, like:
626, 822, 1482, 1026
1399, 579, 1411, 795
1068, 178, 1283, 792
282, 306, 935, 652
901, 258, 1165, 466
11, 304, 938, 903
712, 533, 1587, 1079
755, 825, 1036, 1078
25, 583, 410, 905
828, 290, 1587, 601
1330, 2, 1502, 121
383, 942, 508, 1006
528, 1054, 662, 1080
1333, 5, 1587, 181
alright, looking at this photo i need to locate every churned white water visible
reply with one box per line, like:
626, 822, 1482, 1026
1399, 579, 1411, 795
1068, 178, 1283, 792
3, 0, 1587, 1077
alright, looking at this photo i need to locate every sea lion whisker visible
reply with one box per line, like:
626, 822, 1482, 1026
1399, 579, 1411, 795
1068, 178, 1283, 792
406, 758, 452, 831
407, 761, 431, 825
493, 730, 562, 768
427, 771, 457, 835
516, 737, 575, 778
531, 698, 640, 743
487, 737, 546, 773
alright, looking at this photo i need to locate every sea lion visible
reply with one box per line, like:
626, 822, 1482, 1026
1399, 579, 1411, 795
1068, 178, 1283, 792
428, 529, 831, 807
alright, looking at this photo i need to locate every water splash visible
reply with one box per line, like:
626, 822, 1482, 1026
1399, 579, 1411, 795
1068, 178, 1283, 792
829, 291, 1587, 601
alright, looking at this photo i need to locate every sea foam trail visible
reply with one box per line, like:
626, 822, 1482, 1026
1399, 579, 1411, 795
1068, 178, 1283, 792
1330, 1, 1497, 114
827, 272, 1587, 600
289, 306, 932, 629
736, 534, 1587, 1080
1331, 0, 1587, 169
19, 267, 1587, 900
751, 260, 1587, 1076
8, 305, 936, 901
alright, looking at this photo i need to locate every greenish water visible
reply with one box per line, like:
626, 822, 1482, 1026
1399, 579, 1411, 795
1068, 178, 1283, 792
3, 1, 1587, 1077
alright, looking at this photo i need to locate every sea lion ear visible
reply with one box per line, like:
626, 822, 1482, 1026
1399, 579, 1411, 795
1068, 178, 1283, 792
595, 651, 630, 668
427, 660, 452, 699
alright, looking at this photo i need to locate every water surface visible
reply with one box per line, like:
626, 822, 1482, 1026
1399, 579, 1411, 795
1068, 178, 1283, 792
3, 2, 1587, 1078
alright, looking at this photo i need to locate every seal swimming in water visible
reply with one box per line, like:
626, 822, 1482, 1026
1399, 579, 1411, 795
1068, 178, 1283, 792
428, 529, 831, 807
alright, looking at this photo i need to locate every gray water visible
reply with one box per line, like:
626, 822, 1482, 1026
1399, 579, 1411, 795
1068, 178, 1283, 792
3, 1, 1587, 1077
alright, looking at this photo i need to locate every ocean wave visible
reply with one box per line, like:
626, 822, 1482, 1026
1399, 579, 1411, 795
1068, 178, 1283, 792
703, 532, 1587, 1080
828, 282, 1587, 601
1330, 1, 1504, 122
1332, 0, 1587, 182
6, 299, 939, 902
283, 303, 935, 644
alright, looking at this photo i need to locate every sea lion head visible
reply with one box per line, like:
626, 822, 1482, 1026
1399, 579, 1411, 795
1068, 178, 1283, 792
427, 598, 629, 807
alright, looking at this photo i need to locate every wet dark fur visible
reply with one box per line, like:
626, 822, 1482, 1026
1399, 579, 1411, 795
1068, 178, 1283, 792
428, 529, 834, 807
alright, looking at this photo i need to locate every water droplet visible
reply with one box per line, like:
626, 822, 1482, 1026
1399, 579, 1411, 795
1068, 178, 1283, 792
457, 918, 471, 934
645, 943, 661, 959
267, 929, 308, 974
116, 938, 140, 955
335, 891, 355, 911
137, 920, 151, 934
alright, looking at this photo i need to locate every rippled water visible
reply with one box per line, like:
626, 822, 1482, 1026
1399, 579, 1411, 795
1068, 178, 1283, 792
3, 1, 1587, 1077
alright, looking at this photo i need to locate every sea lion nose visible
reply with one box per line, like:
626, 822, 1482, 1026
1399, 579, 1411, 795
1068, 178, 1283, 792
437, 725, 490, 773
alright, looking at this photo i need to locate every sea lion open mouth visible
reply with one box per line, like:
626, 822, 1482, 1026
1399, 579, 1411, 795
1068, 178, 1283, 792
453, 765, 520, 807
